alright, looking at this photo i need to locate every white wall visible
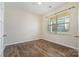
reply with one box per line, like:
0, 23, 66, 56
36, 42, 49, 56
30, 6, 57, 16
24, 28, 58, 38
4, 5, 41, 46
0, 2, 4, 57
42, 3, 78, 49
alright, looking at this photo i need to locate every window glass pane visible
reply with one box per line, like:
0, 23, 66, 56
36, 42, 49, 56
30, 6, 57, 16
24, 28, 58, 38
57, 24, 65, 32
48, 26, 52, 32
48, 20, 52, 25
52, 24, 57, 31
57, 17, 65, 24
57, 27, 65, 32
52, 19, 56, 24
50, 20, 53, 24
65, 24, 69, 31
65, 16, 70, 23
57, 24, 65, 27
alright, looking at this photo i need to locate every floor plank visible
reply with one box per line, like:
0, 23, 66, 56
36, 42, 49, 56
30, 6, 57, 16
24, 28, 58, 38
4, 39, 78, 57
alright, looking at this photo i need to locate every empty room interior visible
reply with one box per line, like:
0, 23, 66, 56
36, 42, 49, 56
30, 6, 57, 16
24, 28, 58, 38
0, 2, 79, 57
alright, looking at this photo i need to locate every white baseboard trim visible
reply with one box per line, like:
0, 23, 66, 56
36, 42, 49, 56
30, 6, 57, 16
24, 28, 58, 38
44, 39, 78, 50
4, 39, 78, 51
5, 39, 38, 47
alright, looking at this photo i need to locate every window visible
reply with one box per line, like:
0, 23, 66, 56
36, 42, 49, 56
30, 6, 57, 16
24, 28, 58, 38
48, 16, 56, 32
48, 12, 70, 33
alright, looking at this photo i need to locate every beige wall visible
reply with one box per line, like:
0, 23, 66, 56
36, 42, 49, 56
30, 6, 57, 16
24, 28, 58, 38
4, 5, 41, 46
42, 3, 78, 49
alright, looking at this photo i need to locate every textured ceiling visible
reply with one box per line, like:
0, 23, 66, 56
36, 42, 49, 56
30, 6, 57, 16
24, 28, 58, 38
5, 2, 66, 15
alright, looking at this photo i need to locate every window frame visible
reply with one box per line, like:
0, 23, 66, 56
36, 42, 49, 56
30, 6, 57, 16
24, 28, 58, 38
48, 12, 71, 34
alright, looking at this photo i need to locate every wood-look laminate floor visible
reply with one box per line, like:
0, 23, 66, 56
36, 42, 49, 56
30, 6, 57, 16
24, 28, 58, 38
4, 39, 78, 57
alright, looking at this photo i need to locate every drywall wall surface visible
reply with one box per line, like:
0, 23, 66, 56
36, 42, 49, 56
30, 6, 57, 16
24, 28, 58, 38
4, 4, 41, 45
